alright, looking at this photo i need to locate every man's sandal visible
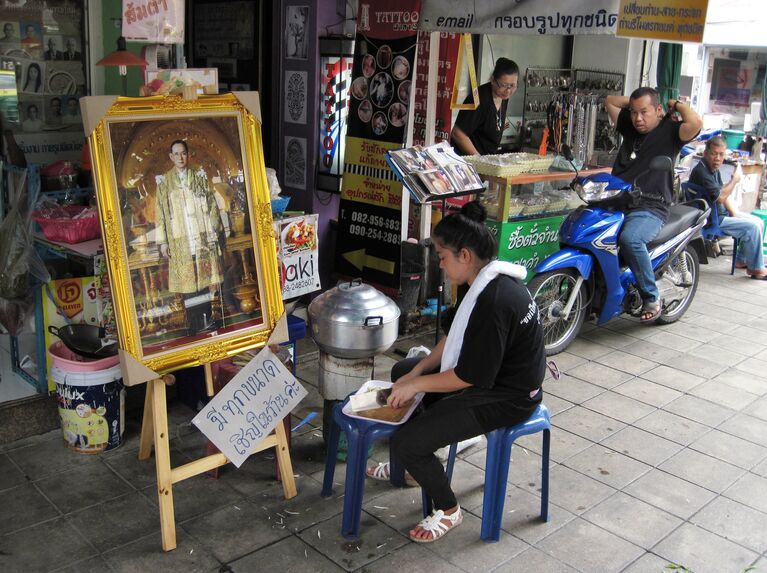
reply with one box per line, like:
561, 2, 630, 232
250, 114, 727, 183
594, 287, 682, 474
366, 462, 419, 487
409, 506, 463, 543
640, 300, 662, 323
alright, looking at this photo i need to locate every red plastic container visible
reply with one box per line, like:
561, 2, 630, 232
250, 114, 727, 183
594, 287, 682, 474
32, 206, 101, 244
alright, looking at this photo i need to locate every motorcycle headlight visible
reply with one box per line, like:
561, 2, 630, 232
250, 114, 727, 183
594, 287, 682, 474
575, 180, 622, 202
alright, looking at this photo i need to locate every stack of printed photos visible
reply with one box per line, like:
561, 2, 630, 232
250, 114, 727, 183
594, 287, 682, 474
386, 142, 485, 204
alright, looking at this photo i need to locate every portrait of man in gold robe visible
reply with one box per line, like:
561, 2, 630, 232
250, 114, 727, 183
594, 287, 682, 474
154, 139, 224, 333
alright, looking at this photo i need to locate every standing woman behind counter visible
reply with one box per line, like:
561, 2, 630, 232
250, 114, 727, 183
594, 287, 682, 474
450, 58, 519, 156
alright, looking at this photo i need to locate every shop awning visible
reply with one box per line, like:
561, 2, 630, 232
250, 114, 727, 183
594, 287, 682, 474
419, 0, 620, 35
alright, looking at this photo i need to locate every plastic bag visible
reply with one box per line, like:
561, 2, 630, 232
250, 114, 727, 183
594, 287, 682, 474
0, 169, 50, 333
406, 345, 431, 359
266, 168, 282, 200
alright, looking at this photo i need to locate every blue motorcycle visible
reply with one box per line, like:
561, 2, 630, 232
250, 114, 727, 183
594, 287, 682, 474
527, 149, 710, 355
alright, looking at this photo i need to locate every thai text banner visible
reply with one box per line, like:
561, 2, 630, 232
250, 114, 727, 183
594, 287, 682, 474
617, 0, 708, 42
419, 0, 619, 35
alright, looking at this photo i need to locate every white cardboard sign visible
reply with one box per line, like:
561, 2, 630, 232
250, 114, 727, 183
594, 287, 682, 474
122, 0, 185, 44
192, 347, 307, 468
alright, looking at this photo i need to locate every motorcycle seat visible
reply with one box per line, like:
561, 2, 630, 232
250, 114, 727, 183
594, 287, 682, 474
647, 204, 700, 250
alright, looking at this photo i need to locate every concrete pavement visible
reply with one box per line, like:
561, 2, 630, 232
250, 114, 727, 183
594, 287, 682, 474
1, 253, 766, 572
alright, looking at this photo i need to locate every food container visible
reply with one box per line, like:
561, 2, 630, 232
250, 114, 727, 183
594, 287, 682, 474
32, 205, 101, 243
308, 279, 400, 359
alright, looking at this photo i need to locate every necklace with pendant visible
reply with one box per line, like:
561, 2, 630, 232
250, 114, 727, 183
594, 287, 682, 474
630, 135, 645, 161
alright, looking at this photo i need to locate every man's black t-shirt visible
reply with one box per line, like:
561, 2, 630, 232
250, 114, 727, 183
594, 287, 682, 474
452, 82, 507, 156
452, 275, 546, 404
612, 108, 692, 222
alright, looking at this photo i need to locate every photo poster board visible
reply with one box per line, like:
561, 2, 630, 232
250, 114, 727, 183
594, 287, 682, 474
274, 214, 321, 299
192, 346, 307, 468
2, 0, 88, 164
334, 0, 421, 291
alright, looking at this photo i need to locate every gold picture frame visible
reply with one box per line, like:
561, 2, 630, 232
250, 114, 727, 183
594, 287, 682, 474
84, 93, 283, 373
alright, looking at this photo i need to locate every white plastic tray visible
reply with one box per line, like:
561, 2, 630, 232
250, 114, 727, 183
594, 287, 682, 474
342, 380, 424, 426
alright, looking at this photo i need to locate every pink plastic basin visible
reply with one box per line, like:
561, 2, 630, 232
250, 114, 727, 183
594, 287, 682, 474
48, 341, 120, 372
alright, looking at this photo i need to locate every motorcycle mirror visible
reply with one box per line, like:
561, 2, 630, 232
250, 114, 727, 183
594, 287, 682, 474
649, 156, 673, 172
561, 145, 574, 161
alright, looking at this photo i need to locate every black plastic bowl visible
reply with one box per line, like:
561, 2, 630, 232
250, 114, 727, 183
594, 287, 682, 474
48, 324, 118, 359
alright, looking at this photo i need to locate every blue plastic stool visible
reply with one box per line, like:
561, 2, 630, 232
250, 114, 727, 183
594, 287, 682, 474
422, 403, 551, 542
321, 398, 406, 540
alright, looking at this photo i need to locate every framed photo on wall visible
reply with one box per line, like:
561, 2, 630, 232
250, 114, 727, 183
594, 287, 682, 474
82, 93, 284, 372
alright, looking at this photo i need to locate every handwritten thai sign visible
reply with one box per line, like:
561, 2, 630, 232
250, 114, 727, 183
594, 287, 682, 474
122, 0, 185, 43
616, 0, 708, 42
191, 347, 307, 468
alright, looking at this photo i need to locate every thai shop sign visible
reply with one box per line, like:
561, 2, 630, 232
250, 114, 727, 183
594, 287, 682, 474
487, 215, 566, 281
122, 0, 185, 43
419, 0, 619, 35
616, 0, 708, 42
274, 214, 321, 299
334, 0, 421, 290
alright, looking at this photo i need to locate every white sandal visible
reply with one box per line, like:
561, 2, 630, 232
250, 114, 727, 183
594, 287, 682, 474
409, 506, 463, 543
366, 462, 419, 487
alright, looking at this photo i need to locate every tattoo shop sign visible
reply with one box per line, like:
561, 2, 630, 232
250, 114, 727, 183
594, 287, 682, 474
122, 0, 185, 43
192, 347, 307, 468
419, 0, 619, 35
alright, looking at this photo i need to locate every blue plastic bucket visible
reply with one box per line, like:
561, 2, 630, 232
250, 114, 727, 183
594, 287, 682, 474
51, 364, 124, 453
723, 129, 745, 150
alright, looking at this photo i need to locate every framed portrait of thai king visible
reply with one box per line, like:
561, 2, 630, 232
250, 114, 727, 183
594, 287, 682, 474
82, 93, 284, 373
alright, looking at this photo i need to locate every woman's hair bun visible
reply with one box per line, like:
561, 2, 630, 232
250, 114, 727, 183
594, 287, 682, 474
460, 200, 487, 224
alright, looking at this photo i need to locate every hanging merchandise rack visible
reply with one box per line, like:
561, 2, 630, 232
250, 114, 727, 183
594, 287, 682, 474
522, 67, 625, 166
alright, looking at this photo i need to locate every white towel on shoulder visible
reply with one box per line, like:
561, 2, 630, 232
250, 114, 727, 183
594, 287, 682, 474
440, 260, 528, 372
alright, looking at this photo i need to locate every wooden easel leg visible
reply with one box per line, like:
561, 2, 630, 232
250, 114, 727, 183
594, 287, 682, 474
150, 377, 177, 551
138, 383, 154, 460
204, 362, 214, 397
274, 419, 297, 499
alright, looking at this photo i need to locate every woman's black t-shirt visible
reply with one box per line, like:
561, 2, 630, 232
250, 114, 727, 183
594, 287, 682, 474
452, 275, 546, 404
452, 82, 507, 156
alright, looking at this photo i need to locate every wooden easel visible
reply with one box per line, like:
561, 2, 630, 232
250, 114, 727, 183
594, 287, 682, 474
124, 353, 297, 552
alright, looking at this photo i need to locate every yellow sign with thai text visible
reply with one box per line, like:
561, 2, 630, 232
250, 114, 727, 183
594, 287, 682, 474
616, 0, 708, 42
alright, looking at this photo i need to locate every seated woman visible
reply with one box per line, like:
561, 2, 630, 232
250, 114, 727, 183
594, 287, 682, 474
367, 201, 547, 543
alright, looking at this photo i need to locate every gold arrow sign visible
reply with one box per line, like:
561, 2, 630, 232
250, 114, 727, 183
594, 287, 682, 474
342, 249, 396, 274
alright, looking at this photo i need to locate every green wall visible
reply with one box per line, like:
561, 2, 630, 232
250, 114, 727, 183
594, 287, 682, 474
101, 0, 148, 96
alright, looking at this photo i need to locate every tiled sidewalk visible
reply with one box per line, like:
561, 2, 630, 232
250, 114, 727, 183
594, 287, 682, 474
2, 254, 767, 572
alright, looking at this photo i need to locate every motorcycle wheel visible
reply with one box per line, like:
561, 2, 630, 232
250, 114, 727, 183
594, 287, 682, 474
527, 270, 589, 355
657, 245, 699, 324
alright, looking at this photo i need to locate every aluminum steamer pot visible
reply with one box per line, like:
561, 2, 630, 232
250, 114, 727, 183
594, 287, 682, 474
308, 279, 400, 359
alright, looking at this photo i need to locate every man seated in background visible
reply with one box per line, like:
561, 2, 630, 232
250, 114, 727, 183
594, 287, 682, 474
688, 136, 767, 280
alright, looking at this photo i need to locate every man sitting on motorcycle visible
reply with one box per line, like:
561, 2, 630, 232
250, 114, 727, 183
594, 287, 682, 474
605, 88, 702, 322
689, 136, 767, 280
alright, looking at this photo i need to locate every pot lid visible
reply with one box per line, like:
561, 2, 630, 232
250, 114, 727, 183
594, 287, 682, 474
309, 280, 400, 325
